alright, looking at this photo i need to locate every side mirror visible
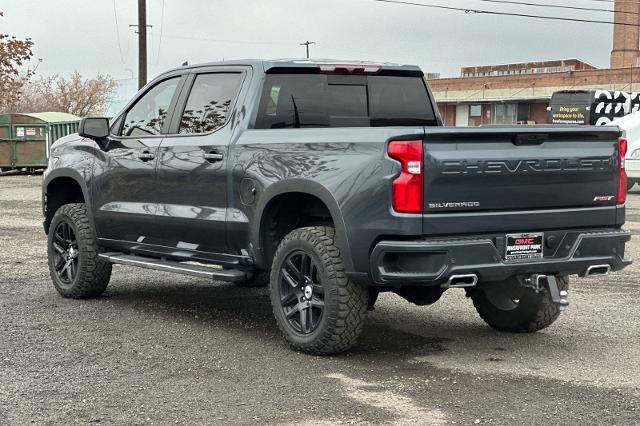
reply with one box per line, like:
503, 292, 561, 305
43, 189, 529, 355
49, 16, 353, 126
78, 117, 109, 139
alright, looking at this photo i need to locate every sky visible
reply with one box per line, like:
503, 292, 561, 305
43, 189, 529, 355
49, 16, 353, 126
1, 0, 618, 81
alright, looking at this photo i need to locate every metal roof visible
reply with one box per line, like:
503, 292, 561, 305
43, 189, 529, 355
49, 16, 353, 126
15, 112, 81, 123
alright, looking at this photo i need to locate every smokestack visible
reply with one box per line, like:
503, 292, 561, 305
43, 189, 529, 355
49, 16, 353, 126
611, 0, 640, 68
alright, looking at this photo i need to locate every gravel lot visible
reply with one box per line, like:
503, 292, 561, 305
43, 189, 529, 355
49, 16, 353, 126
1, 173, 639, 425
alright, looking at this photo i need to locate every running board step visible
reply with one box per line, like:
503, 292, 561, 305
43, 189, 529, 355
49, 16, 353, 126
98, 252, 247, 282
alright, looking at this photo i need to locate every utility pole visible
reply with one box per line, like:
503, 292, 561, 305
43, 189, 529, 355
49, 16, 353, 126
137, 0, 147, 89
127, 0, 151, 89
300, 41, 316, 59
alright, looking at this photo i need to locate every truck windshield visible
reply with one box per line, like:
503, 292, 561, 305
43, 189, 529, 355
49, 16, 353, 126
254, 73, 437, 128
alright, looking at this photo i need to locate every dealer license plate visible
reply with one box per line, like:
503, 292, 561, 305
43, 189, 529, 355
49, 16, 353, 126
505, 233, 544, 261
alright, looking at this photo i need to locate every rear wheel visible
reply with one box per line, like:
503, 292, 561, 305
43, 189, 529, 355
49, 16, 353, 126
470, 275, 568, 333
47, 203, 112, 299
269, 226, 368, 355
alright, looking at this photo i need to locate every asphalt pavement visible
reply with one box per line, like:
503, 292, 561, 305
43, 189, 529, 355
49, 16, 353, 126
0, 174, 638, 425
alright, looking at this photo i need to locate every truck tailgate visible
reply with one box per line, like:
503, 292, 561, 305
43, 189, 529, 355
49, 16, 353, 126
423, 126, 622, 214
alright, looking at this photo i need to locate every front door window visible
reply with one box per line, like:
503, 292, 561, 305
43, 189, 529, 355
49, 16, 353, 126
121, 77, 180, 137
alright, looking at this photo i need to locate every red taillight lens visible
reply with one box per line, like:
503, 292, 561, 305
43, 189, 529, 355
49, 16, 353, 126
388, 140, 423, 213
618, 137, 628, 204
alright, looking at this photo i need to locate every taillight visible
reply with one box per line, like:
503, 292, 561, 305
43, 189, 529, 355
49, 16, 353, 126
618, 137, 628, 204
388, 140, 423, 213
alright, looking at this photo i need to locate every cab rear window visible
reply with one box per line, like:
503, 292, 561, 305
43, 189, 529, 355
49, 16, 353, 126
254, 73, 437, 129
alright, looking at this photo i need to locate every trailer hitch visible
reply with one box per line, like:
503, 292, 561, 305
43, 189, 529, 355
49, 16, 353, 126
524, 274, 569, 311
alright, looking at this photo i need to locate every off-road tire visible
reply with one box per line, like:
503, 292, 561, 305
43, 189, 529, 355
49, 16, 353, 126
471, 275, 568, 333
269, 226, 368, 355
235, 271, 270, 287
47, 203, 112, 298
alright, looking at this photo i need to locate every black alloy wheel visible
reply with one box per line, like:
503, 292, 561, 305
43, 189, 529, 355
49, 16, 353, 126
278, 250, 325, 335
47, 203, 112, 299
51, 220, 80, 286
269, 226, 368, 354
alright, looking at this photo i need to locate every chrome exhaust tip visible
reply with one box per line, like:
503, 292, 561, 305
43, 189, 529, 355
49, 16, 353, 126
443, 273, 478, 288
584, 264, 611, 278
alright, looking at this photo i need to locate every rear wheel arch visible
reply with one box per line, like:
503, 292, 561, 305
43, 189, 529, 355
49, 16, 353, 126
252, 180, 353, 272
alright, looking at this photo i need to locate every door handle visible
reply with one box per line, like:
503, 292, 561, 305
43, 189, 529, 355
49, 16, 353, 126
138, 150, 155, 161
203, 151, 223, 162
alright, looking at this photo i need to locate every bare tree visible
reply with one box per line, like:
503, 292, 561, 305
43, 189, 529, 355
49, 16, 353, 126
0, 11, 34, 112
14, 72, 118, 117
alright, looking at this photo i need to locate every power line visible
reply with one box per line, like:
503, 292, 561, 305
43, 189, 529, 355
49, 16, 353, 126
373, 0, 640, 27
584, 0, 638, 3
155, 0, 165, 67
473, 0, 636, 15
148, 28, 156, 66
112, 0, 129, 64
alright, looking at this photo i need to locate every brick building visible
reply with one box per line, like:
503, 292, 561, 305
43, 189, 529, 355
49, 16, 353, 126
429, 0, 640, 126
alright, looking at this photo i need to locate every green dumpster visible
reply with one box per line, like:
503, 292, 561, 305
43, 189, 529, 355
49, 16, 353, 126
0, 112, 80, 172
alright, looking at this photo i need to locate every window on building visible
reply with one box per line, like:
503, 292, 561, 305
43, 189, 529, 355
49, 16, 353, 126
494, 103, 517, 124
517, 103, 531, 124
469, 105, 482, 117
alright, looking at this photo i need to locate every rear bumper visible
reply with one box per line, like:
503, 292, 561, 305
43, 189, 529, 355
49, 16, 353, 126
370, 229, 632, 286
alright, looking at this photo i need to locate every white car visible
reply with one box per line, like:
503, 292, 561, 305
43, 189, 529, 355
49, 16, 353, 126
607, 112, 640, 191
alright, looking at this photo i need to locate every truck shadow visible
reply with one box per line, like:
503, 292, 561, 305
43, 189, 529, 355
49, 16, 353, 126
98, 277, 561, 360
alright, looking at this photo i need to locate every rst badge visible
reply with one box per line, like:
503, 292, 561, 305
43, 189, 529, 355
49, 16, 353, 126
594, 195, 615, 202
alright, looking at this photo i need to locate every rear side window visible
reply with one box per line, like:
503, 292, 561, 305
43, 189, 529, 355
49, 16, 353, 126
255, 73, 437, 129
179, 73, 243, 134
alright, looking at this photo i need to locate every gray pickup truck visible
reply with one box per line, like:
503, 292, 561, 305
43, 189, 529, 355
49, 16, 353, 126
42, 59, 631, 354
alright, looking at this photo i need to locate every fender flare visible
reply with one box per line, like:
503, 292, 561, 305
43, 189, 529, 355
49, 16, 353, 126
251, 179, 354, 271
43, 168, 93, 232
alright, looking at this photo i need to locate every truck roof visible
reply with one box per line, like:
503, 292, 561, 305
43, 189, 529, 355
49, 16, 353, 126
172, 58, 423, 74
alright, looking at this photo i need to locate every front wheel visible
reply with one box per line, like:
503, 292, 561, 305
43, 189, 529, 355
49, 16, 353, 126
470, 275, 568, 333
269, 226, 368, 355
47, 203, 112, 299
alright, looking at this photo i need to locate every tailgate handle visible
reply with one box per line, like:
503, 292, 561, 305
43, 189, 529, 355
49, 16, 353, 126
513, 134, 548, 146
